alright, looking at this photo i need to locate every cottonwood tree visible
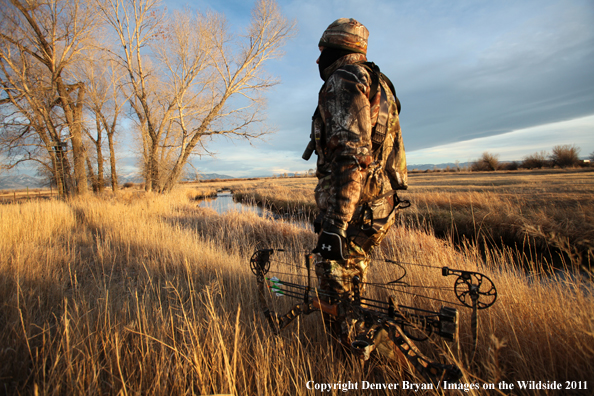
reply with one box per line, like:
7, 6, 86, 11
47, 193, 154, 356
98, 0, 295, 192
471, 152, 500, 171
0, 0, 100, 196
550, 144, 580, 168
76, 52, 129, 192
522, 150, 549, 169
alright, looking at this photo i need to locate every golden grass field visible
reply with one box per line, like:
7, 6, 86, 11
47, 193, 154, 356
1, 169, 593, 395
207, 169, 594, 273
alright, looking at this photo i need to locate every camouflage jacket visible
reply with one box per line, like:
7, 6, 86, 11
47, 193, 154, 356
313, 53, 407, 228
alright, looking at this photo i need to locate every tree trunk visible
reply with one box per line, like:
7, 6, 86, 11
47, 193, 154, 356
51, 148, 70, 197
107, 130, 118, 192
86, 155, 99, 192
95, 119, 105, 192
148, 139, 160, 192
161, 98, 229, 193
56, 79, 88, 195
70, 126, 88, 194
60, 148, 73, 196
162, 161, 182, 193
71, 85, 88, 195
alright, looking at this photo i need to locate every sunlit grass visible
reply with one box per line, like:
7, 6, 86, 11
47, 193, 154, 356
1, 182, 593, 395
207, 170, 594, 274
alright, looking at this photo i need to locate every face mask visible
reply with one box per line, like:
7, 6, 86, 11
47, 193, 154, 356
318, 47, 355, 80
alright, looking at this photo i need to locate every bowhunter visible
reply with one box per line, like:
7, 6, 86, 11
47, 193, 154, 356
303, 18, 408, 351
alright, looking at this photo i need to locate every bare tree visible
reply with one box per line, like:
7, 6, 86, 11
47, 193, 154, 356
98, 0, 295, 192
159, 1, 296, 192
0, 0, 100, 195
76, 52, 129, 192
97, 0, 165, 191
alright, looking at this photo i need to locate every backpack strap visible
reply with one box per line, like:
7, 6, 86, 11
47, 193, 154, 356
372, 81, 389, 149
360, 62, 401, 114
359, 62, 398, 153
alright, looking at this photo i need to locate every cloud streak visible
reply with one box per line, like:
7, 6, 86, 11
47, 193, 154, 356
407, 115, 594, 165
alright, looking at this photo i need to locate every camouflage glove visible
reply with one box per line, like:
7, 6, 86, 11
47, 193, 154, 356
314, 221, 347, 261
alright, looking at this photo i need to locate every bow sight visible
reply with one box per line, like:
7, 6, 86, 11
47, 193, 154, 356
249, 248, 498, 384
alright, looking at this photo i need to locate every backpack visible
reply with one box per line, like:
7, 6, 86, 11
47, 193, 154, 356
303, 62, 401, 161
359, 61, 401, 155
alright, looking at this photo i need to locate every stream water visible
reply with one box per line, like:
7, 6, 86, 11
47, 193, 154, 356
198, 191, 314, 231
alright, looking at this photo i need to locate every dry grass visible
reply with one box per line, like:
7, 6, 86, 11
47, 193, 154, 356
233, 183, 317, 222
207, 170, 594, 274
1, 184, 593, 395
405, 169, 594, 273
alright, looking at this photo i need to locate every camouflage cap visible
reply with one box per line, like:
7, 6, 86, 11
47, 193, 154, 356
319, 18, 369, 54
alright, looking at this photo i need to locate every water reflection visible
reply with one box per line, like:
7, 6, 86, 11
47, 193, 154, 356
198, 191, 313, 231
198, 191, 272, 217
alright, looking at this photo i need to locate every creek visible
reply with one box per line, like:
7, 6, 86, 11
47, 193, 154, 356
198, 190, 314, 231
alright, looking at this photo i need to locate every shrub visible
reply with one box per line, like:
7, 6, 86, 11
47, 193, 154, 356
471, 152, 500, 171
522, 151, 549, 169
549, 145, 580, 168
501, 161, 519, 171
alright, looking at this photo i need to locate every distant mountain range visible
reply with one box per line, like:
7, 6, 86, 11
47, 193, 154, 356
1, 165, 477, 189
0, 172, 235, 190
0, 174, 47, 190
7, 163, 526, 189
185, 172, 235, 181
407, 162, 471, 171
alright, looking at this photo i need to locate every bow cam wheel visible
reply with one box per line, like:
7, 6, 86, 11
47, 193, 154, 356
454, 272, 497, 309
250, 249, 273, 280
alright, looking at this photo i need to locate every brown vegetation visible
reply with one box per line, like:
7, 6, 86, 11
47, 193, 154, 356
1, 187, 593, 395
209, 169, 594, 275
466, 145, 591, 173
549, 144, 581, 168
471, 152, 500, 172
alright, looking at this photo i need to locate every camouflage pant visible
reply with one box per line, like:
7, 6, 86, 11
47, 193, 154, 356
314, 253, 370, 299
313, 198, 399, 344
314, 196, 398, 300
313, 245, 370, 343
315, 254, 409, 365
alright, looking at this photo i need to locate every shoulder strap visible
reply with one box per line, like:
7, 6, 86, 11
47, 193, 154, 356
359, 62, 390, 152
360, 61, 401, 114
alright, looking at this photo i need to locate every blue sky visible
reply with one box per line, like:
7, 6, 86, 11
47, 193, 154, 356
6, 0, 592, 179
166, 0, 593, 177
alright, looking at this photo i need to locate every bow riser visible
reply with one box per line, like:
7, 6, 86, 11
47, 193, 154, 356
250, 248, 498, 384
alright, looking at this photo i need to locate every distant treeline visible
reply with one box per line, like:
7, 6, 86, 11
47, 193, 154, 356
410, 144, 592, 173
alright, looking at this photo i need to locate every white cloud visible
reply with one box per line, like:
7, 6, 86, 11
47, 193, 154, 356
407, 115, 594, 165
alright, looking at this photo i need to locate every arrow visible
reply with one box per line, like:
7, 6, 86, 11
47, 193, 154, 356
267, 282, 285, 297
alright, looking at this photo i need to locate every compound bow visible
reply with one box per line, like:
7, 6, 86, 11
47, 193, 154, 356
249, 248, 498, 384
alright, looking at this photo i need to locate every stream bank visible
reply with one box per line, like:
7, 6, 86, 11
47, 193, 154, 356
198, 190, 314, 231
